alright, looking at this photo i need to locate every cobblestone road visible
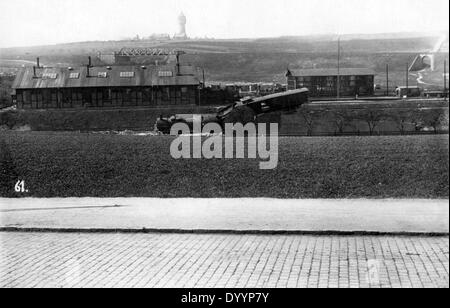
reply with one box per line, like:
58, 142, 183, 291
0, 232, 448, 288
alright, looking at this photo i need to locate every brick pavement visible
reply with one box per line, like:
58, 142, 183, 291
0, 232, 448, 288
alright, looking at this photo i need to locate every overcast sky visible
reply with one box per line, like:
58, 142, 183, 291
0, 0, 448, 48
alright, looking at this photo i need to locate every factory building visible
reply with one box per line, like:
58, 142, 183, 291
286, 68, 375, 97
12, 63, 200, 109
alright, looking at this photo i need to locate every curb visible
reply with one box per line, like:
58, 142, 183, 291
0, 227, 448, 237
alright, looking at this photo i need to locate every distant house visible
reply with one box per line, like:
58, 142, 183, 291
395, 86, 421, 98
286, 68, 375, 97
12, 64, 201, 109
423, 90, 448, 98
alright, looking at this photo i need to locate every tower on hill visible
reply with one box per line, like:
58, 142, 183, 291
174, 12, 188, 40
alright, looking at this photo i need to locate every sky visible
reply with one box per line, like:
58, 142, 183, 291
0, 0, 448, 48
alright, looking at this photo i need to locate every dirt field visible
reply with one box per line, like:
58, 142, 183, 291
0, 132, 448, 198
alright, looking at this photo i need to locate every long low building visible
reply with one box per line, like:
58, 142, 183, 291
12, 64, 201, 109
286, 68, 375, 97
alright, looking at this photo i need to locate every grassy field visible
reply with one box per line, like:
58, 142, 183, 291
0, 132, 448, 198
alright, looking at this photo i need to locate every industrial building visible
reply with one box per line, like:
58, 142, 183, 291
12, 62, 201, 109
286, 68, 375, 97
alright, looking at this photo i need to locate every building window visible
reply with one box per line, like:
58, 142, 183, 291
98, 72, 108, 78
31, 91, 44, 106
16, 92, 23, 103
162, 88, 170, 101
111, 89, 121, 105
51, 91, 58, 105
72, 91, 82, 104
42, 73, 57, 79
120, 72, 135, 78
158, 71, 173, 77
69, 72, 80, 79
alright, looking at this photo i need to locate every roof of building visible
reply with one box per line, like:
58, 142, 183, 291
287, 68, 376, 77
12, 65, 200, 89
396, 86, 421, 89
252, 88, 308, 103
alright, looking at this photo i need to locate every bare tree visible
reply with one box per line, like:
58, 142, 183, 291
390, 110, 414, 135
330, 109, 355, 135
298, 107, 321, 136
357, 108, 387, 136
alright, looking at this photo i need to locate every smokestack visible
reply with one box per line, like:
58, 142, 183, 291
86, 56, 92, 77
36, 57, 40, 68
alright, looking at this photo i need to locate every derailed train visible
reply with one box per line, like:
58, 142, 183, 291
156, 88, 309, 134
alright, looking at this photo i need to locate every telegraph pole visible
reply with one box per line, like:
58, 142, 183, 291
202, 68, 206, 87
386, 64, 389, 96
198, 85, 201, 108
406, 62, 409, 98
444, 59, 447, 100
337, 37, 341, 99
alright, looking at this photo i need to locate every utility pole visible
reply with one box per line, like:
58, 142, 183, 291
337, 37, 341, 99
445, 59, 447, 100
406, 62, 409, 98
202, 68, 205, 88
386, 64, 389, 96
198, 68, 206, 108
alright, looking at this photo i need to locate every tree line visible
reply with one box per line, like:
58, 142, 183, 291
297, 106, 449, 136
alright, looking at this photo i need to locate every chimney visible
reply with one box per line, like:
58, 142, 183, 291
86, 56, 92, 77
36, 57, 40, 68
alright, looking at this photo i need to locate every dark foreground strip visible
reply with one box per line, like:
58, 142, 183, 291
0, 227, 448, 237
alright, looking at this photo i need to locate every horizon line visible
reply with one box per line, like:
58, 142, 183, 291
0, 30, 448, 50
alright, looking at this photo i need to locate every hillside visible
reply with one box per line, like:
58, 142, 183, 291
0, 34, 446, 56
0, 33, 448, 86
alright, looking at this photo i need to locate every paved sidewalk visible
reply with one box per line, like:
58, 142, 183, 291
0, 198, 448, 233
0, 232, 448, 288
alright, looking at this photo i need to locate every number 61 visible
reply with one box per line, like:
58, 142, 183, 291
15, 180, 26, 193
